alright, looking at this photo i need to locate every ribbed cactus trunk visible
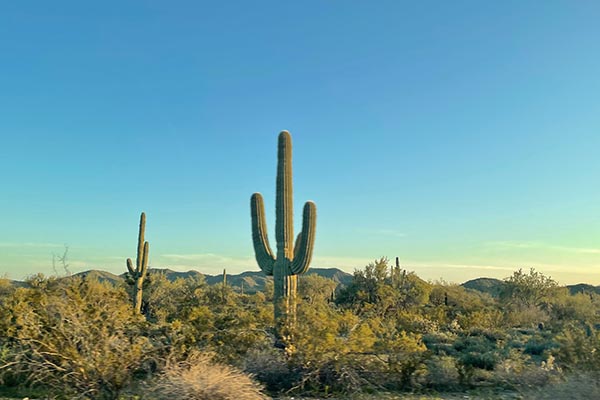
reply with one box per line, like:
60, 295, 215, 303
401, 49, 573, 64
251, 131, 316, 332
126, 212, 149, 314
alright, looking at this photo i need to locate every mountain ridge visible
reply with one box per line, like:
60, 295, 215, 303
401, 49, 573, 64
6, 269, 600, 296
7, 267, 353, 294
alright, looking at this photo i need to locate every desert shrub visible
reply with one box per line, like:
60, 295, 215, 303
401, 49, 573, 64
456, 309, 504, 331
373, 328, 428, 388
503, 304, 551, 328
143, 273, 206, 323
550, 291, 597, 325
0, 276, 153, 399
147, 350, 267, 400
459, 351, 498, 371
553, 325, 600, 371
312, 355, 377, 395
298, 274, 338, 305
243, 345, 297, 392
394, 310, 439, 334
336, 258, 431, 318
422, 332, 457, 356
149, 279, 273, 366
500, 268, 558, 309
453, 335, 500, 385
492, 350, 560, 389
421, 355, 460, 389
524, 336, 555, 356
283, 299, 371, 394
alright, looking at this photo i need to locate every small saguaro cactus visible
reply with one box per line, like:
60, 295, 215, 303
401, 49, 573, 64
222, 268, 227, 301
251, 131, 317, 330
126, 212, 149, 314
392, 257, 401, 288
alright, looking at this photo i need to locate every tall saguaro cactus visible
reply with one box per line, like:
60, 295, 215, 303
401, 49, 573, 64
126, 212, 149, 314
251, 131, 317, 329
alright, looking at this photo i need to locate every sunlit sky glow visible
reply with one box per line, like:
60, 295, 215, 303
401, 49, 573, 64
1, 1, 600, 284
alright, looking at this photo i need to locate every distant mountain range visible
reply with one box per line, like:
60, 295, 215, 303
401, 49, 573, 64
6, 267, 354, 294
7, 269, 600, 296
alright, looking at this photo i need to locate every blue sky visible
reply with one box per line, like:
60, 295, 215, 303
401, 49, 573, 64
1, 1, 600, 284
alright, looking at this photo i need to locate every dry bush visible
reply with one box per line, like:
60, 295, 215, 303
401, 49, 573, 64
148, 350, 267, 400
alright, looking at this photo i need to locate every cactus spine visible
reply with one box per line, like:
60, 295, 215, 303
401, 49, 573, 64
251, 131, 317, 329
126, 212, 149, 314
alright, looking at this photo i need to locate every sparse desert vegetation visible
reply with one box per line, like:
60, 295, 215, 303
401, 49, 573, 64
1, 259, 600, 399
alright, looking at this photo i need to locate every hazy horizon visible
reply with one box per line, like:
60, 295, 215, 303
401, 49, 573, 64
2, 2, 600, 285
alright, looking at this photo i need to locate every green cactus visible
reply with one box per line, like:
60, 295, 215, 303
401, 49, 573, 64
251, 131, 317, 329
126, 212, 149, 314
222, 268, 227, 301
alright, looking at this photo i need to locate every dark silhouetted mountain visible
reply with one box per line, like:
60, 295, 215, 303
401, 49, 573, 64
70, 270, 123, 285
144, 268, 204, 282
202, 267, 353, 293
50, 267, 353, 294
566, 283, 600, 296
461, 278, 505, 297
305, 268, 354, 286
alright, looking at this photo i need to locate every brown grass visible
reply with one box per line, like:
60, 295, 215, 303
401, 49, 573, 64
148, 351, 268, 400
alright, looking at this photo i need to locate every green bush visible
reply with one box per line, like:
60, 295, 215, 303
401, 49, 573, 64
524, 337, 555, 356
421, 355, 460, 389
0, 276, 153, 399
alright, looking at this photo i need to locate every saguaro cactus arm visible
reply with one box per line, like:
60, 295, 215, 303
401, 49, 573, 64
126, 241, 148, 277
251, 192, 275, 275
290, 201, 317, 275
141, 241, 149, 276
293, 233, 302, 260
127, 258, 135, 276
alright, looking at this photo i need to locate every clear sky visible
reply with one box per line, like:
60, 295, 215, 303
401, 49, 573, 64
1, 1, 599, 284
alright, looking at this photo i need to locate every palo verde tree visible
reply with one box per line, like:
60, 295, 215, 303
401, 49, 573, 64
500, 267, 558, 309
251, 130, 317, 332
126, 212, 150, 314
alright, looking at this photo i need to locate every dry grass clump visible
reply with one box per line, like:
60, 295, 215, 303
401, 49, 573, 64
148, 351, 267, 400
